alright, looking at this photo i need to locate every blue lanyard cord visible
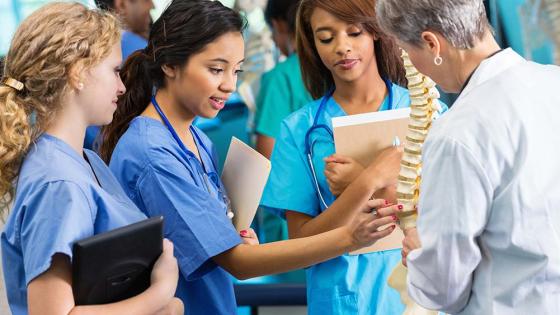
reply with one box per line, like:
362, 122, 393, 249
150, 95, 218, 174
150, 95, 234, 218
151, 95, 225, 196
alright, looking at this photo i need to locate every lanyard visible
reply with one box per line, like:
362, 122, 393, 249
150, 95, 232, 218
151, 96, 218, 175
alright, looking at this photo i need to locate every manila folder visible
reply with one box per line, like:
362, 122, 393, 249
221, 137, 271, 231
332, 108, 409, 255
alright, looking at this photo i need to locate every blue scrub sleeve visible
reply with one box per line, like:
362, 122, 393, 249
137, 156, 241, 281
260, 119, 321, 218
20, 181, 94, 284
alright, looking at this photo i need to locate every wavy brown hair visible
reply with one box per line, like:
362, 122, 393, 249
0, 2, 120, 215
296, 0, 407, 99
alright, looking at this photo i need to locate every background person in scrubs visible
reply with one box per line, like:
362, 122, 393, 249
377, 0, 560, 313
94, 0, 154, 59
255, 0, 312, 159
254, 0, 312, 243
0, 3, 181, 315
99, 1, 402, 314
259, 0, 441, 313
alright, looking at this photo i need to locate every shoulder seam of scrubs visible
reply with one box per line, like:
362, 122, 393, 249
48, 180, 96, 223
139, 166, 180, 232
147, 164, 238, 258
17, 180, 96, 244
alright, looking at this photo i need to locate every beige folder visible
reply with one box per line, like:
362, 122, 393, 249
221, 137, 272, 231
332, 108, 410, 255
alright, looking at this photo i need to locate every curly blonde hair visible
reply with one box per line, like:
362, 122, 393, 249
0, 2, 120, 215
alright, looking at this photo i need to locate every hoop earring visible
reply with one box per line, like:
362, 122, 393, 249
434, 56, 443, 66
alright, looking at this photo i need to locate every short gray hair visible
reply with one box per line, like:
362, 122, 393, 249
376, 0, 490, 49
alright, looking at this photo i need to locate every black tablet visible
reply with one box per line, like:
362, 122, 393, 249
72, 216, 163, 305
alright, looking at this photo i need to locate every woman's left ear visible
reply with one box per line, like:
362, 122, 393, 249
420, 31, 441, 56
161, 64, 177, 79
68, 66, 85, 91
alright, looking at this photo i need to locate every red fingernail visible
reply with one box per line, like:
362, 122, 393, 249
391, 225, 396, 229
398, 205, 403, 210
392, 215, 398, 221
240, 230, 247, 237
385, 200, 389, 205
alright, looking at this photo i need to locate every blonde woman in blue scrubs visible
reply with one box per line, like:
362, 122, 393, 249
261, 0, 446, 314
0, 3, 181, 315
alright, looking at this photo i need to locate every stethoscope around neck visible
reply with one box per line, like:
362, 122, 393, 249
150, 94, 234, 219
304, 78, 394, 210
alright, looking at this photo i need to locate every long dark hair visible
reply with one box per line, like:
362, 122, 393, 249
99, 0, 246, 162
296, 0, 406, 99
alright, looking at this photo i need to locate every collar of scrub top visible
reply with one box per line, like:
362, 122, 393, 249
150, 95, 234, 219
304, 77, 394, 210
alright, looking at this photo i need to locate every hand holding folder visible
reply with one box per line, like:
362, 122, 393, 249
332, 108, 410, 255
332, 108, 410, 167
221, 137, 271, 231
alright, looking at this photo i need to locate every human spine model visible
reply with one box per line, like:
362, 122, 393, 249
387, 50, 441, 315
395, 50, 441, 230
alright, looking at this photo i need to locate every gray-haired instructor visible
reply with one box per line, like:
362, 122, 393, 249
376, 0, 560, 314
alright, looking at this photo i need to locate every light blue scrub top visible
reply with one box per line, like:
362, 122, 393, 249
1, 134, 146, 315
261, 84, 410, 315
121, 30, 148, 61
109, 116, 242, 315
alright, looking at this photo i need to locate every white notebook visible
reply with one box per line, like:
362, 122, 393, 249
332, 108, 410, 255
221, 137, 271, 231
332, 108, 410, 167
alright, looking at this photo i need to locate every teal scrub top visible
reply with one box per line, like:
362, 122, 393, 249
261, 83, 411, 315
1, 134, 146, 315
255, 53, 313, 139
254, 53, 313, 242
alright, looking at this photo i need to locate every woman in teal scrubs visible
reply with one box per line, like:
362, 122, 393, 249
261, 0, 445, 314
0, 3, 181, 315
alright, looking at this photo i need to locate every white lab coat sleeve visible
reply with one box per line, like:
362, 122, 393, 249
406, 135, 494, 313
